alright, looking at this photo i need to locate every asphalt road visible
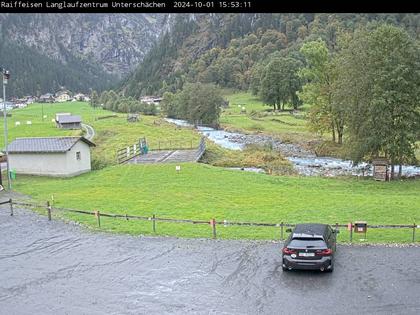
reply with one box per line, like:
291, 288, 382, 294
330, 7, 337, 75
0, 201, 419, 315
81, 123, 95, 141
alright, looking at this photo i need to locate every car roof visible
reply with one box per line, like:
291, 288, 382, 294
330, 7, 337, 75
292, 223, 329, 238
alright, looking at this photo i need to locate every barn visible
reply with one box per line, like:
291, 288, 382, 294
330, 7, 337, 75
56, 115, 82, 129
7, 136, 95, 177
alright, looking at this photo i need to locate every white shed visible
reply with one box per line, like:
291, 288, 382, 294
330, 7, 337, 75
7, 137, 96, 177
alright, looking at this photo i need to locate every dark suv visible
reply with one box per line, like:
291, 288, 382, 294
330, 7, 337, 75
282, 223, 338, 272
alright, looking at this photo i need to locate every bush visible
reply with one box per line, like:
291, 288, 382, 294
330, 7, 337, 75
91, 156, 110, 170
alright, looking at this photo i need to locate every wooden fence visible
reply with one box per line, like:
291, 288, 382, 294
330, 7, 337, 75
4, 200, 418, 243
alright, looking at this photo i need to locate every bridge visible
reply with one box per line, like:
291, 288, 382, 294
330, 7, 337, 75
116, 137, 206, 165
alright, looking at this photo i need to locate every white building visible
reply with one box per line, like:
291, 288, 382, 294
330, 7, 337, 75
55, 92, 71, 102
7, 136, 95, 177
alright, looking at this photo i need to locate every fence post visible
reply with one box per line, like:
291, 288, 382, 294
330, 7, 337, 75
413, 223, 416, 242
210, 218, 217, 239
350, 222, 353, 243
9, 198, 13, 216
152, 214, 156, 233
280, 222, 284, 241
95, 210, 101, 227
46, 201, 52, 221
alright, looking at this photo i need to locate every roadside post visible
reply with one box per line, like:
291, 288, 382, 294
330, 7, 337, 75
348, 222, 353, 243
9, 198, 13, 216
95, 210, 101, 227
210, 218, 217, 239
152, 214, 156, 233
46, 201, 52, 221
413, 223, 416, 242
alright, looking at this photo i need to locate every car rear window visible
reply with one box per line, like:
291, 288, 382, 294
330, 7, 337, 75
289, 238, 326, 248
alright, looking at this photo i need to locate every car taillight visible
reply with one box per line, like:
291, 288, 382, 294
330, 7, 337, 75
317, 249, 332, 256
282, 247, 296, 255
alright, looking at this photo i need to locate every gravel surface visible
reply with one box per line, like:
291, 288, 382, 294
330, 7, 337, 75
1, 201, 419, 315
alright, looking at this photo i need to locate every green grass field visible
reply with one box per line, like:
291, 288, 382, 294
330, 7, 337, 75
0, 102, 202, 165
12, 163, 420, 243
2, 99, 419, 243
222, 92, 316, 142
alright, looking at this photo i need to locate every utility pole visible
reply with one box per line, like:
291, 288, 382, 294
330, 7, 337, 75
2, 68, 11, 190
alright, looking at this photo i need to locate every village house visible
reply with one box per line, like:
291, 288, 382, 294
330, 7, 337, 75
55, 114, 82, 129
7, 136, 95, 177
55, 91, 71, 102
73, 93, 91, 102
39, 93, 55, 103
25, 96, 35, 104
140, 96, 162, 105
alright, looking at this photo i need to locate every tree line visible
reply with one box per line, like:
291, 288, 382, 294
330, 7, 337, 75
160, 83, 224, 127
91, 90, 158, 115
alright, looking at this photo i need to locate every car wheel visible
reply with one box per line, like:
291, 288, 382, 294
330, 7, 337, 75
327, 262, 334, 272
282, 266, 289, 271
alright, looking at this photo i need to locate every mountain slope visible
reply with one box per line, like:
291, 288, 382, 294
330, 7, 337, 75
0, 13, 170, 97
120, 13, 420, 97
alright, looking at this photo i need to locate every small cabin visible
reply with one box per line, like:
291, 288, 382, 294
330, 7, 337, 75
372, 158, 389, 181
56, 115, 82, 129
7, 136, 95, 177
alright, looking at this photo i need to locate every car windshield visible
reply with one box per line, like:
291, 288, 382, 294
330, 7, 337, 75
289, 238, 326, 248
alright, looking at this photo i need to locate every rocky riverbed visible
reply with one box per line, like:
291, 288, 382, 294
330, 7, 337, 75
165, 118, 420, 178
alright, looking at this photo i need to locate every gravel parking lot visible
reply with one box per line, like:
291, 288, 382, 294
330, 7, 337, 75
1, 202, 419, 314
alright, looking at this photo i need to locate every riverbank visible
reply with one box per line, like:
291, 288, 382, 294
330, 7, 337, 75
165, 118, 420, 178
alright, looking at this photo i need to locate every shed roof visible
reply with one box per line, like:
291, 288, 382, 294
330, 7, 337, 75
57, 115, 81, 124
7, 137, 95, 153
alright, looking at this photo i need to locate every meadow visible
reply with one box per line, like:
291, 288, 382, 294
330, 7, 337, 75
0, 102, 202, 165
12, 163, 420, 243
2, 99, 419, 243
222, 92, 314, 142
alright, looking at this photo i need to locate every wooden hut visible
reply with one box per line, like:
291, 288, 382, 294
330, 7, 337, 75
372, 158, 389, 181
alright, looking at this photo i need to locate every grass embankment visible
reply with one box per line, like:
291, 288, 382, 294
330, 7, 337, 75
13, 163, 420, 243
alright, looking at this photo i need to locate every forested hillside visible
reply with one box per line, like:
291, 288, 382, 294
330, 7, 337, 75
0, 13, 169, 97
0, 38, 115, 96
120, 13, 420, 97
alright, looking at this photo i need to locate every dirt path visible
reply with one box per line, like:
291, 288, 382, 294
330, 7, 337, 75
1, 199, 419, 314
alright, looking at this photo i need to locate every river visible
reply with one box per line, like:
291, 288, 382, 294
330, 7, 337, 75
165, 118, 420, 178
